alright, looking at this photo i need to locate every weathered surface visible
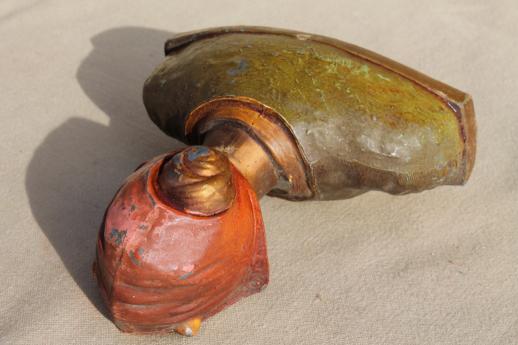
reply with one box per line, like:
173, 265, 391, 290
157, 146, 236, 216
94, 152, 268, 333
143, 26, 476, 200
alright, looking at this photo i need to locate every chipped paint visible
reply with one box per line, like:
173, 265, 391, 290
377, 73, 391, 81
185, 145, 210, 161
296, 33, 311, 40
227, 58, 249, 77
179, 271, 193, 280
109, 228, 126, 246
128, 249, 141, 266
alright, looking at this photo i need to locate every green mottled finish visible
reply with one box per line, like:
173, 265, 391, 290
144, 30, 469, 199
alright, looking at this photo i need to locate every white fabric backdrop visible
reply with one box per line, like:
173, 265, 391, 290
1, 1, 517, 344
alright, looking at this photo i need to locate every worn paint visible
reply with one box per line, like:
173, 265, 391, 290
128, 249, 141, 266
179, 271, 193, 280
109, 228, 126, 246
185, 145, 210, 161
148, 33, 460, 145
227, 58, 249, 77
144, 27, 476, 199
95, 153, 268, 334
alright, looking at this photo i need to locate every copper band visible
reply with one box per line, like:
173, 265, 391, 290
185, 96, 314, 200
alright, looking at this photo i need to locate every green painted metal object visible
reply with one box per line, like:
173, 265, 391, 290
143, 26, 476, 200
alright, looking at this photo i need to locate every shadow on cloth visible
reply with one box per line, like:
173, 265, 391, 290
25, 27, 183, 318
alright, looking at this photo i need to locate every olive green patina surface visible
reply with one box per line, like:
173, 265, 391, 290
144, 27, 476, 200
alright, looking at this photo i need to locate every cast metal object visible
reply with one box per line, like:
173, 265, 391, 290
94, 26, 477, 336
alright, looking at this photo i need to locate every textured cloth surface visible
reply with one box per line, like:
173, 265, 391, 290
1, 1, 517, 344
